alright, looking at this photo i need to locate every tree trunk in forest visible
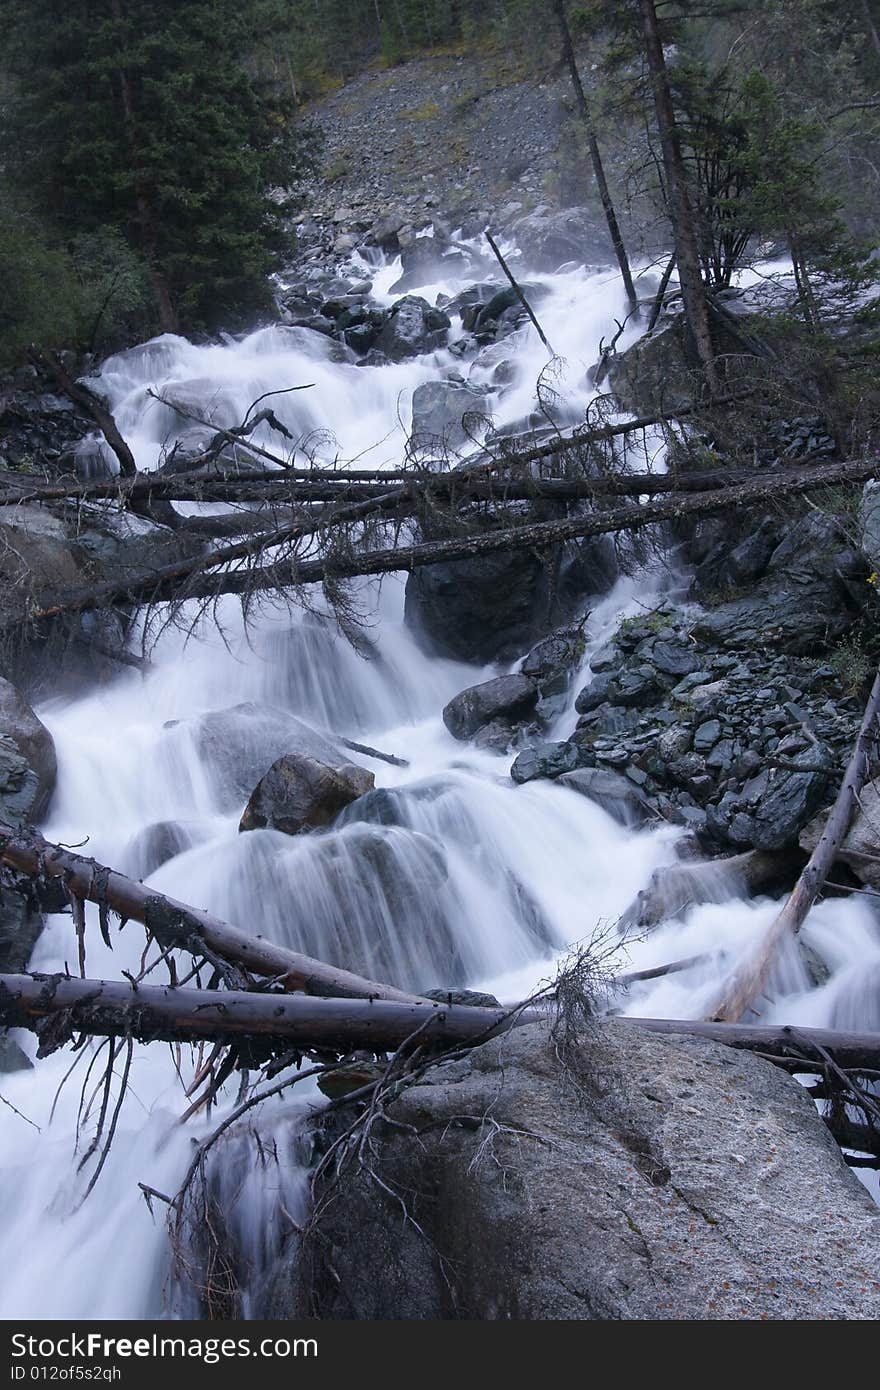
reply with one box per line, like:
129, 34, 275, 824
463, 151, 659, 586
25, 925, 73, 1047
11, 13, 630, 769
552, 0, 638, 312
109, 0, 178, 335
638, 0, 720, 392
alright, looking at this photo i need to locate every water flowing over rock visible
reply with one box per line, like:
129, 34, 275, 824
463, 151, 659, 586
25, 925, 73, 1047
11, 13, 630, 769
293, 1020, 880, 1319
240, 755, 374, 835
166, 703, 344, 810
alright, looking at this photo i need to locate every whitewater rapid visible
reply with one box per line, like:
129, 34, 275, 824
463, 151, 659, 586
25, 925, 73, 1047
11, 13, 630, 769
0, 248, 876, 1318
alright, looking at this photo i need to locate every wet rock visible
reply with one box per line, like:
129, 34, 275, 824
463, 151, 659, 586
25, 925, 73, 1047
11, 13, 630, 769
443, 674, 539, 741
177, 703, 344, 810
240, 756, 374, 835
521, 624, 586, 693
296, 1019, 880, 1320
375, 296, 451, 360
512, 206, 611, 272
409, 379, 489, 452
607, 316, 692, 416
800, 781, 880, 889
121, 820, 210, 879
404, 541, 553, 664
0, 738, 42, 830
0, 875, 43, 975
0, 678, 56, 820
556, 767, 655, 828
510, 740, 584, 784
618, 848, 802, 933
0, 1035, 32, 1074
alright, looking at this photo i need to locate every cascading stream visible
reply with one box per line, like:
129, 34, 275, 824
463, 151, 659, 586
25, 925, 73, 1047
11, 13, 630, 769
0, 251, 876, 1319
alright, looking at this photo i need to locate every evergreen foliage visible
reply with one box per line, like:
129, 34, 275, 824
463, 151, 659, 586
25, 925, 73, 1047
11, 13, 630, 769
0, 0, 318, 337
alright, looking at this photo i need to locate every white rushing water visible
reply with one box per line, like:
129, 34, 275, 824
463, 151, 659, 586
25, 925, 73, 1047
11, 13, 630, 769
1, 247, 877, 1319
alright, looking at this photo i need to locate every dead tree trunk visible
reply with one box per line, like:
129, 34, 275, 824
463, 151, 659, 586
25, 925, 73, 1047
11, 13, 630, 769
708, 661, 880, 1023
2, 969, 877, 1068
0, 831, 428, 1006
638, 0, 720, 392
26, 347, 136, 478
551, 0, 638, 312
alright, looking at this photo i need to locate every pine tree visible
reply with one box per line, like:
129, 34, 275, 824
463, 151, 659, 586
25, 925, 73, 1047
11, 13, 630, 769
0, 0, 317, 335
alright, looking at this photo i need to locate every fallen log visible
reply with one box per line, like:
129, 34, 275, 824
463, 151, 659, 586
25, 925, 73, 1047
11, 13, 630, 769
0, 972, 526, 1053
485, 230, 556, 355
707, 660, 880, 1022
0, 831, 427, 1006
2, 969, 878, 1069
6, 454, 878, 630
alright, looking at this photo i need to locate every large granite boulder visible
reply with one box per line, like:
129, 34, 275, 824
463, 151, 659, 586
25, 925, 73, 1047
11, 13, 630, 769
375, 297, 451, 361
292, 1019, 880, 1319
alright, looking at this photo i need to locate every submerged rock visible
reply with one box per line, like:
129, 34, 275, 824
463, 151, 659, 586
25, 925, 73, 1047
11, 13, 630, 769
292, 1019, 880, 1319
556, 766, 656, 828
240, 755, 374, 835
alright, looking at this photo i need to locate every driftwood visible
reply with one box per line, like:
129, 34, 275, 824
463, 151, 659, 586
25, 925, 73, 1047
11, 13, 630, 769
2, 969, 878, 1070
6, 454, 878, 631
0, 831, 427, 1006
708, 661, 880, 1022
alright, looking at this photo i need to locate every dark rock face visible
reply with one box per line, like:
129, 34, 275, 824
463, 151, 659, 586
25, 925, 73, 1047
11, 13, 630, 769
606, 315, 692, 416
0, 737, 43, 830
240, 755, 374, 835
405, 543, 553, 664
0, 678, 56, 820
375, 296, 451, 360
443, 674, 539, 742
292, 1020, 880, 1319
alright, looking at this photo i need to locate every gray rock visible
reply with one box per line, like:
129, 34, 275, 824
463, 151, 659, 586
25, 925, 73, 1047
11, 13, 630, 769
443, 675, 539, 741
859, 480, 880, 572
240, 756, 374, 835
510, 740, 583, 784
173, 703, 345, 810
375, 296, 451, 360
556, 767, 655, 827
800, 781, 880, 888
294, 1019, 880, 1320
410, 379, 489, 452
512, 206, 611, 272
693, 720, 722, 754
0, 678, 56, 820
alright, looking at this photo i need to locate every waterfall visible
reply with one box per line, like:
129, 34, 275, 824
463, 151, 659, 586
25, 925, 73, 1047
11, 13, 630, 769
0, 248, 876, 1319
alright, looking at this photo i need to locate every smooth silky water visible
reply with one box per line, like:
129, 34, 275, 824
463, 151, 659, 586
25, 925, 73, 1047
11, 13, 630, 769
1, 250, 877, 1318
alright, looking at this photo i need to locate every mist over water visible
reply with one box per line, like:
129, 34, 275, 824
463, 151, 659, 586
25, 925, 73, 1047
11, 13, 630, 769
1, 249, 876, 1318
